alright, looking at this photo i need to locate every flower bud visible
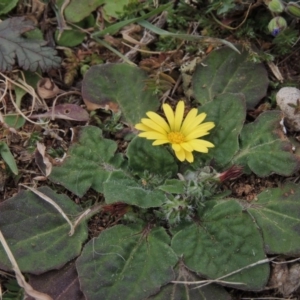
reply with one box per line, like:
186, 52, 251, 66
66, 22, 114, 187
102, 202, 130, 217
217, 165, 243, 182
285, 2, 300, 18
268, 16, 287, 36
268, 0, 285, 13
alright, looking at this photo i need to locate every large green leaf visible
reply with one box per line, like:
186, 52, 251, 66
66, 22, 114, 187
0, 187, 88, 274
76, 224, 178, 300
247, 183, 300, 255
194, 93, 246, 169
103, 178, 167, 208
127, 137, 178, 177
49, 126, 127, 197
232, 111, 300, 176
81, 64, 160, 126
192, 46, 269, 108
171, 200, 269, 290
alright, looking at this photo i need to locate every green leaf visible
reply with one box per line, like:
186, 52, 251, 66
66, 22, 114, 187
0, 186, 88, 273
49, 126, 127, 197
3, 81, 29, 129
57, 0, 105, 23
104, 178, 167, 208
55, 15, 94, 47
55, 29, 86, 47
102, 0, 131, 21
194, 93, 246, 169
148, 261, 231, 300
5, 84, 27, 129
0, 142, 18, 175
247, 183, 300, 255
0, 17, 61, 72
232, 111, 300, 176
82, 64, 160, 125
24, 28, 44, 40
127, 137, 177, 177
3, 278, 24, 300
192, 46, 269, 108
76, 224, 178, 300
158, 179, 185, 194
171, 200, 269, 290
0, 0, 18, 15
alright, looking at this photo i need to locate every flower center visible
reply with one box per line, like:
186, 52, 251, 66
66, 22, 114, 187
168, 132, 185, 144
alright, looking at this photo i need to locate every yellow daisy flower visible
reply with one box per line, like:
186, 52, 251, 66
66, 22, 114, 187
135, 101, 215, 163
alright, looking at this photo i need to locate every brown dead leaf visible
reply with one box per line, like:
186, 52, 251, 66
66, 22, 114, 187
83, 98, 119, 112
37, 78, 61, 99
269, 261, 289, 290
29, 0, 46, 19
140, 57, 163, 70
35, 142, 52, 177
280, 263, 300, 296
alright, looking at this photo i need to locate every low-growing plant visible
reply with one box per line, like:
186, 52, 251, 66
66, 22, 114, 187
1, 46, 300, 299
2, 278, 24, 300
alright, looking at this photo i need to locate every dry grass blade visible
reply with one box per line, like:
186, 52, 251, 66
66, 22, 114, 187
36, 142, 52, 177
73, 208, 91, 231
0, 72, 48, 125
0, 230, 53, 300
73, 202, 105, 231
171, 257, 276, 289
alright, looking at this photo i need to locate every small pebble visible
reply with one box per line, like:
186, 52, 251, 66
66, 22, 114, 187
276, 87, 300, 131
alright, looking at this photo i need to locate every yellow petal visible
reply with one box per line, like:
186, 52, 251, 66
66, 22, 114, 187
135, 123, 152, 131
172, 143, 181, 152
146, 112, 170, 132
174, 147, 185, 161
186, 113, 207, 132
141, 118, 167, 134
180, 108, 198, 134
152, 139, 170, 145
163, 103, 175, 130
185, 150, 194, 163
198, 140, 214, 148
185, 131, 210, 140
188, 139, 210, 152
192, 122, 215, 132
185, 122, 215, 140
139, 131, 167, 140
181, 142, 193, 152
174, 101, 184, 131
